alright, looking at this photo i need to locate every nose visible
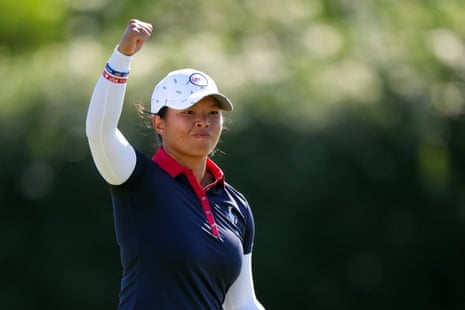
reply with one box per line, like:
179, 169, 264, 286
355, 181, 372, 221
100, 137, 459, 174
195, 114, 210, 127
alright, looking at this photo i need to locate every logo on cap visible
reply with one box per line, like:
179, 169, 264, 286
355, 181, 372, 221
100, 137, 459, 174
189, 73, 209, 87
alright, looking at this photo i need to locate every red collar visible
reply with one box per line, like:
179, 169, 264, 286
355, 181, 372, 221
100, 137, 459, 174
152, 147, 225, 187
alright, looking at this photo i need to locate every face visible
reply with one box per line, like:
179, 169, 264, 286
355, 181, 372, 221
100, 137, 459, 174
153, 96, 223, 162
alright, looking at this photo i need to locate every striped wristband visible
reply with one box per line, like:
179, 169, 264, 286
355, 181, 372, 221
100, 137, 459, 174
102, 63, 129, 84
105, 63, 129, 77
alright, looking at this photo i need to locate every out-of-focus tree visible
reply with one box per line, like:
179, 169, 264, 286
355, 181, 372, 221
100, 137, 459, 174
1, 0, 464, 309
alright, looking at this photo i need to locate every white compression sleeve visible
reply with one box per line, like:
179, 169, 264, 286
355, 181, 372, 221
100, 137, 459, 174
223, 253, 265, 310
86, 48, 137, 185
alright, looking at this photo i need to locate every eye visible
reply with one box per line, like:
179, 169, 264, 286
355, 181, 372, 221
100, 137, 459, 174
183, 109, 195, 115
209, 110, 220, 115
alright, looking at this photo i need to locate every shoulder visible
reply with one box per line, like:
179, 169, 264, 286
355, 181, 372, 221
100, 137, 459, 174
110, 149, 161, 189
224, 182, 248, 204
224, 182, 250, 212
224, 182, 254, 221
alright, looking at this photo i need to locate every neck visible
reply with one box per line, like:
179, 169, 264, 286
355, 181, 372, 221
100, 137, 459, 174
189, 159, 208, 184
163, 147, 209, 184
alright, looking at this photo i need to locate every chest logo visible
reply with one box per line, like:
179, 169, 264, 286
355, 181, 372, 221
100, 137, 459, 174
227, 206, 238, 225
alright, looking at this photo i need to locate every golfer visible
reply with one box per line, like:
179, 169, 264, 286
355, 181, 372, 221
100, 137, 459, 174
86, 19, 265, 309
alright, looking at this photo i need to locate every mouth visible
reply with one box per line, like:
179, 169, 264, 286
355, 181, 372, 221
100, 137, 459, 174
192, 131, 210, 138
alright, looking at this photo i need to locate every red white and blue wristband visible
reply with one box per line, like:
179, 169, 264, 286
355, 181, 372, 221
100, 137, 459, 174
102, 63, 129, 84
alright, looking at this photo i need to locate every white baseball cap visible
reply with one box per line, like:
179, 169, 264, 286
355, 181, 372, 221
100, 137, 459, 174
150, 68, 233, 114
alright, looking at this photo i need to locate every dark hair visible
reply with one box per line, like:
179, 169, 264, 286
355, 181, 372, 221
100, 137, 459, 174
157, 106, 168, 118
155, 107, 168, 144
135, 103, 168, 146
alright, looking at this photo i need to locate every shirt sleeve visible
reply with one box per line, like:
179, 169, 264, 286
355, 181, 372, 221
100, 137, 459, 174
86, 48, 137, 185
228, 185, 256, 255
242, 201, 256, 254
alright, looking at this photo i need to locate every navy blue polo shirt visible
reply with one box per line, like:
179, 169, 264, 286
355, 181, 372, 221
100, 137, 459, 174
108, 148, 255, 309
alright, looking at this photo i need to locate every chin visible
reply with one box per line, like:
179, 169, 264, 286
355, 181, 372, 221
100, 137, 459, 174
192, 143, 214, 152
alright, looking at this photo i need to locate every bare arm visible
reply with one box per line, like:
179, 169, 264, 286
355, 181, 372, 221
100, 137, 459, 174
86, 19, 153, 185
223, 254, 265, 310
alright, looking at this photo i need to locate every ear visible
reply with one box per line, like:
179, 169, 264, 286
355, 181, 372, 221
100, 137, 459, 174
152, 115, 166, 135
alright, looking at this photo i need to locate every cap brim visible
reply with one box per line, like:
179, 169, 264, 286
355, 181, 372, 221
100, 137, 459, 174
167, 91, 233, 111
210, 93, 233, 111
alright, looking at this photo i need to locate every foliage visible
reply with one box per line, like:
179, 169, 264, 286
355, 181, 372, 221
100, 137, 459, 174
1, 0, 464, 309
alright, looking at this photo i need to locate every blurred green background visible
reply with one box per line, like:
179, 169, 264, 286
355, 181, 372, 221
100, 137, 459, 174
1, 0, 465, 309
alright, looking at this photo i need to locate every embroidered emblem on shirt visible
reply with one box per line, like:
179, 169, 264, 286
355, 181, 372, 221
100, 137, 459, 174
212, 203, 243, 242
227, 206, 238, 225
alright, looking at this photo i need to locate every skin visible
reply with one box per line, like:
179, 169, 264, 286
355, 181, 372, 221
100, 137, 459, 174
117, 19, 153, 56
152, 97, 224, 185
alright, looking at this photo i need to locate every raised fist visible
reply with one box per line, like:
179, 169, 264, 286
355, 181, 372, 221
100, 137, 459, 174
117, 19, 153, 56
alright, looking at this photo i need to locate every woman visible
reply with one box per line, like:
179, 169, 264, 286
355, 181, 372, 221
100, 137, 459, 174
86, 19, 265, 309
